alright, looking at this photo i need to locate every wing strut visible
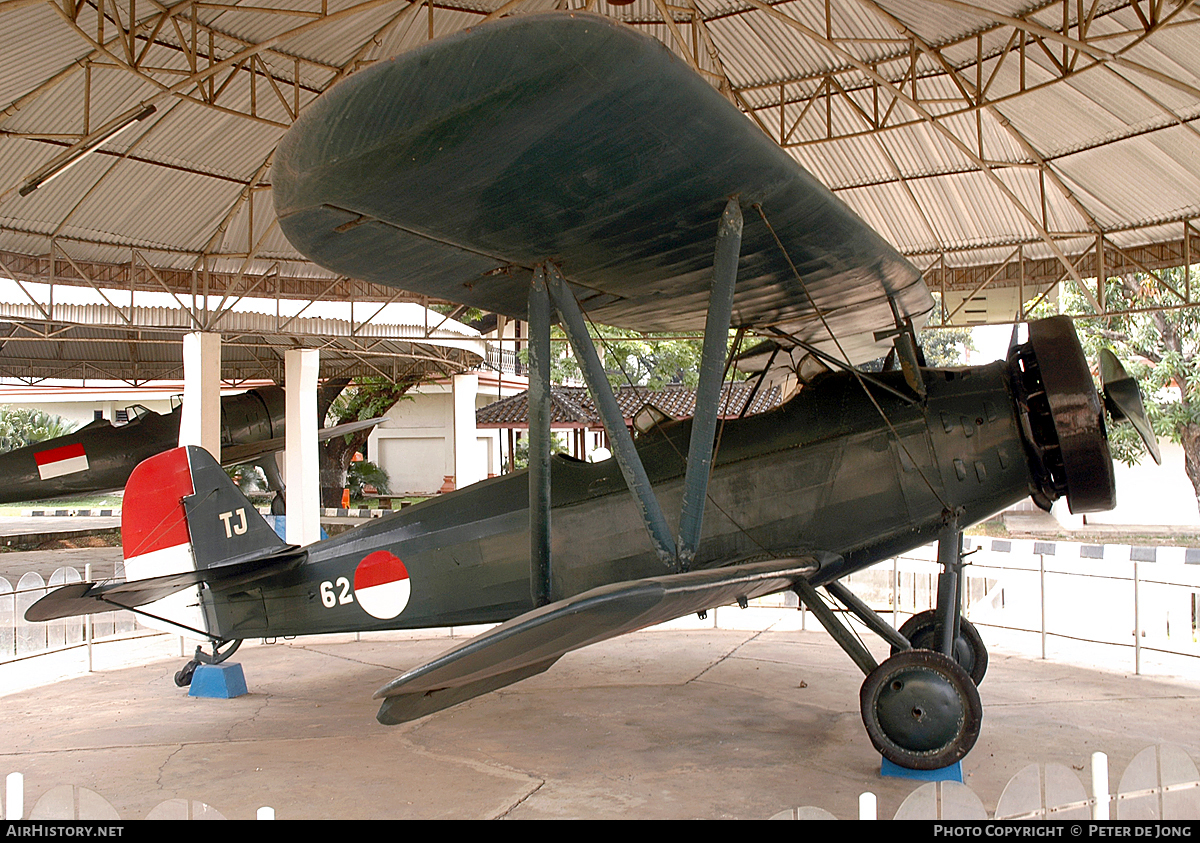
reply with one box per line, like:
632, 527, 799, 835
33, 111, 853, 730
546, 263, 677, 569
528, 198, 744, 601
678, 200, 743, 569
528, 266, 554, 607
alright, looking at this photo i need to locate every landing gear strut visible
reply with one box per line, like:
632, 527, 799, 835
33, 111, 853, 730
794, 520, 986, 769
174, 639, 243, 687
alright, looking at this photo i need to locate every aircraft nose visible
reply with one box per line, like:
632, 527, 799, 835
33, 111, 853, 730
1007, 316, 1116, 514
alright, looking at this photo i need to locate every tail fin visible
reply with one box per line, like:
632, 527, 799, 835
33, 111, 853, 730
124, 446, 287, 572
121, 446, 288, 634
27, 447, 302, 626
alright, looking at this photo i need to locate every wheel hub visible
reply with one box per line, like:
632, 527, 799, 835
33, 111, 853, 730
860, 649, 983, 770
875, 665, 966, 752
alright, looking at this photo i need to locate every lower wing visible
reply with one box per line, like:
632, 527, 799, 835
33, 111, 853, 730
374, 556, 822, 724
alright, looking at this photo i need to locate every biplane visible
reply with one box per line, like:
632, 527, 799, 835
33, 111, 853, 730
27, 13, 1158, 771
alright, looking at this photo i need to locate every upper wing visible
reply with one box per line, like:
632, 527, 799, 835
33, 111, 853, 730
274, 13, 931, 365
373, 557, 820, 725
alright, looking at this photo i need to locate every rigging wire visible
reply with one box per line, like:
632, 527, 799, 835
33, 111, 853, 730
575, 294, 774, 560
752, 203, 953, 514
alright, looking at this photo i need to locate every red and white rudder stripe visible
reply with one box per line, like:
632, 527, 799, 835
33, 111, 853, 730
121, 447, 209, 636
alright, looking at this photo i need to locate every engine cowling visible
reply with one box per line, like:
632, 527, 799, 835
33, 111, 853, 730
1009, 316, 1116, 514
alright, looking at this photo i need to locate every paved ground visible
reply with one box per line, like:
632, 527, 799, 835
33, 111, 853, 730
2, 610, 1199, 820
4, 523, 1200, 820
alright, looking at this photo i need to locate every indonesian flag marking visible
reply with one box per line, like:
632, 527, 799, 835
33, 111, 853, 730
354, 551, 410, 620
35, 443, 89, 480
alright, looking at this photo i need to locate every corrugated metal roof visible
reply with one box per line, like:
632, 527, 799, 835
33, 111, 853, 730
0, 301, 485, 384
1, 0, 1198, 334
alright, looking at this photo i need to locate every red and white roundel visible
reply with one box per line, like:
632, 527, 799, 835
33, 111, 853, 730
354, 551, 411, 620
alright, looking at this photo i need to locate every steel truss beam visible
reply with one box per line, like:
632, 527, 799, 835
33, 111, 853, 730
5, 0, 1200, 339
0, 247, 430, 306
923, 222, 1200, 325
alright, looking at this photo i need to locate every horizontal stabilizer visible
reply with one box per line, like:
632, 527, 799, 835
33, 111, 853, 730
24, 545, 306, 622
373, 556, 820, 724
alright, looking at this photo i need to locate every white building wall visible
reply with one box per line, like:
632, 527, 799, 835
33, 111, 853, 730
1054, 438, 1200, 527
0, 389, 178, 428
368, 372, 523, 496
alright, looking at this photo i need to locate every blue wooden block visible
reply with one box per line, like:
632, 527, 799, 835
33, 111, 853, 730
188, 663, 248, 699
879, 758, 963, 782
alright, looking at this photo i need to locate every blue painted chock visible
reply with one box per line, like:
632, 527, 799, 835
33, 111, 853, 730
879, 758, 963, 782
188, 663, 248, 699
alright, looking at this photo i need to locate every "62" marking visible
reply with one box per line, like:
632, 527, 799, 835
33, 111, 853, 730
319, 577, 354, 608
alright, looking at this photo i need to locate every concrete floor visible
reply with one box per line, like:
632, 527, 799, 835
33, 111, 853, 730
3, 593, 1199, 820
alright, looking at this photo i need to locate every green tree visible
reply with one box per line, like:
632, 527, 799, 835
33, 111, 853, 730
319, 377, 418, 508
919, 326, 976, 367
1052, 267, 1200, 510
0, 407, 78, 452
528, 326, 747, 390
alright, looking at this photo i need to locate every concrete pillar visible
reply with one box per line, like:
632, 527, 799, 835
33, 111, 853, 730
285, 348, 321, 546
179, 332, 221, 459
452, 372, 480, 490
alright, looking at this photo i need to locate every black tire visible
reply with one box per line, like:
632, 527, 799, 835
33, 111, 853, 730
860, 649, 983, 771
174, 662, 197, 687
893, 610, 988, 685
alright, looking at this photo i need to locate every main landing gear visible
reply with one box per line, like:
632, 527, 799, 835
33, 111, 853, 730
893, 609, 988, 686
794, 523, 985, 770
174, 638, 243, 687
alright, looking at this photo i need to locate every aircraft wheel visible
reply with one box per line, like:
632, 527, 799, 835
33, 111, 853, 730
860, 649, 982, 770
174, 661, 197, 687
893, 610, 988, 685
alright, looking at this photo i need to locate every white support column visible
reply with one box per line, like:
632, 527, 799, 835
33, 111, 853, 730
179, 332, 222, 459
452, 372, 480, 490
285, 348, 321, 546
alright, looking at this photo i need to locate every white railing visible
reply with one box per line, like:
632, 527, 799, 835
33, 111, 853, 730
1, 563, 153, 667
5, 744, 1196, 820
771, 744, 1200, 820
5, 542, 1200, 676
836, 543, 1200, 676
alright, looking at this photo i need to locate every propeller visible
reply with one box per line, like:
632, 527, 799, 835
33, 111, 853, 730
1099, 348, 1162, 466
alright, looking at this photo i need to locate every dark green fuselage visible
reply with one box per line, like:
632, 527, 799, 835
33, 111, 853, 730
203, 362, 1031, 640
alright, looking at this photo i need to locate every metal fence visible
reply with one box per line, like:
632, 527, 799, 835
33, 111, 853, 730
5, 744, 1197, 819
1, 562, 146, 665
839, 543, 1200, 675
4, 543, 1200, 676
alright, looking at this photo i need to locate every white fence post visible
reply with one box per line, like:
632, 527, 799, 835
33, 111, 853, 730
1134, 561, 1141, 676
6, 772, 23, 820
1039, 553, 1047, 660
85, 563, 93, 673
1092, 751, 1110, 820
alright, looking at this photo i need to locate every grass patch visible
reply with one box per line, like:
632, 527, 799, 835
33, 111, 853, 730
0, 493, 125, 515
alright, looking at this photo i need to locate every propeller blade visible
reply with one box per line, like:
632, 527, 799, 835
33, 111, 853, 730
1100, 348, 1161, 465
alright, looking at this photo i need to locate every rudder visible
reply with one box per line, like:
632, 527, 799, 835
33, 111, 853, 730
122, 446, 287, 635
